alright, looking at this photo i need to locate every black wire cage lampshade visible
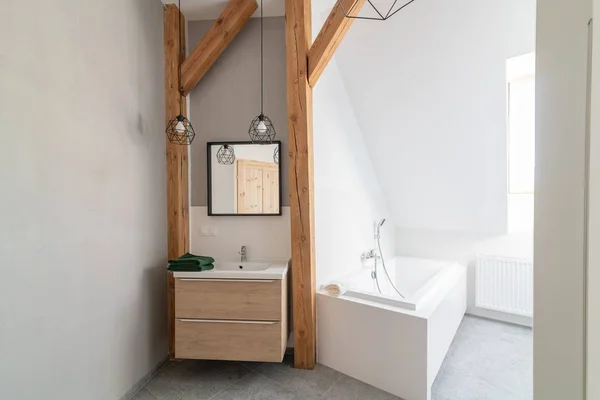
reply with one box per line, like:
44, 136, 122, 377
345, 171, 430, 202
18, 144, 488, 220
166, 115, 196, 145
216, 144, 236, 165
248, 0, 276, 144
249, 114, 276, 144
338, 0, 418, 21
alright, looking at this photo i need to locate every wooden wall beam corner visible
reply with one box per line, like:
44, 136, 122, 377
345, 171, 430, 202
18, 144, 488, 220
180, 0, 258, 96
307, 0, 365, 87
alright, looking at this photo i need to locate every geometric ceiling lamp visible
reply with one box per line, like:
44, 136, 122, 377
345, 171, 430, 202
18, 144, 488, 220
248, 0, 276, 144
165, 0, 196, 145
338, 0, 418, 21
216, 144, 236, 165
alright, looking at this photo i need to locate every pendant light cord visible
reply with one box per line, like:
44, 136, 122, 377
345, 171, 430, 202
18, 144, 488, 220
178, 0, 184, 116
260, 0, 264, 116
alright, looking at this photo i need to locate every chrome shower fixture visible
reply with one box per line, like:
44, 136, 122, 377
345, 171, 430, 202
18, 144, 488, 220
375, 218, 386, 239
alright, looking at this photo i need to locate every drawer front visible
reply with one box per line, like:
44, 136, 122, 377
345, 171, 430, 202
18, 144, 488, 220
175, 319, 284, 362
175, 278, 282, 320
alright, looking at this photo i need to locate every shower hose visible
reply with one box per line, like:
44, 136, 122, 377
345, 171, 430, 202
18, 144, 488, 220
374, 236, 406, 299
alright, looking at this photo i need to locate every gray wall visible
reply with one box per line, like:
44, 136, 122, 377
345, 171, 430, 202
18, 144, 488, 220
0, 1, 168, 399
534, 0, 592, 397
189, 17, 288, 206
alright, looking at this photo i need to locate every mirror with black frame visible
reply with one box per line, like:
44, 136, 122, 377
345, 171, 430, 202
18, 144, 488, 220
207, 141, 282, 216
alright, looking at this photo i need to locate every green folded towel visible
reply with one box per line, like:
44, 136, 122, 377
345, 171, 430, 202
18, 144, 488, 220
168, 263, 214, 272
170, 253, 214, 265
167, 253, 215, 272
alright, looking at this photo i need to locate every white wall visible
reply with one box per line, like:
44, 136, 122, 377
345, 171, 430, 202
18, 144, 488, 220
0, 1, 168, 400
336, 1, 536, 324
190, 206, 291, 261
332, 0, 536, 323
335, 0, 536, 234
313, 55, 394, 287
534, 0, 592, 398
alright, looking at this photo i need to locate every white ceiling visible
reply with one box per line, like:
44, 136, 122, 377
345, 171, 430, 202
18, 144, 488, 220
160, 0, 335, 20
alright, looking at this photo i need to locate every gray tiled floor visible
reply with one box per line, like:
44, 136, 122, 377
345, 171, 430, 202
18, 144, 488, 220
432, 316, 533, 400
132, 316, 532, 400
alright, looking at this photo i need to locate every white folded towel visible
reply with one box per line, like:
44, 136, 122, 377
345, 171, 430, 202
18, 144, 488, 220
321, 283, 346, 297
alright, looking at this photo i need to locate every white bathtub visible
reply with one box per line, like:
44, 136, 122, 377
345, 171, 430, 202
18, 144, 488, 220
343, 257, 458, 311
317, 257, 467, 400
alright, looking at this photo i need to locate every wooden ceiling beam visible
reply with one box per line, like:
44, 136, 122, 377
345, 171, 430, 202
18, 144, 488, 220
307, 0, 366, 87
180, 0, 257, 96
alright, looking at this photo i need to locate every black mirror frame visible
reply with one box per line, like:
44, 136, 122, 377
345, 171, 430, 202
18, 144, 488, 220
207, 141, 283, 216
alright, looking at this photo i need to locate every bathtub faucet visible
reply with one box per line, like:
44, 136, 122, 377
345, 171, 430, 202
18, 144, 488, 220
239, 246, 247, 262
361, 249, 380, 261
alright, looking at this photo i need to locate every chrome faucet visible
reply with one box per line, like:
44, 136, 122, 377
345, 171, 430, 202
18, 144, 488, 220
361, 249, 380, 261
239, 246, 247, 262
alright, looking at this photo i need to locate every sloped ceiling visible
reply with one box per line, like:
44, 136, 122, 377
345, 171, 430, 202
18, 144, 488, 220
332, 0, 536, 233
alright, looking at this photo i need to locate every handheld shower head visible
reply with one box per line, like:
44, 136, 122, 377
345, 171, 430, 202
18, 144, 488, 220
375, 218, 386, 239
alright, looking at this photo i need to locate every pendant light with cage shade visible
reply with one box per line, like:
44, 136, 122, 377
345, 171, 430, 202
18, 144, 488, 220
216, 144, 236, 165
337, 0, 419, 21
248, 0, 276, 144
165, 0, 196, 145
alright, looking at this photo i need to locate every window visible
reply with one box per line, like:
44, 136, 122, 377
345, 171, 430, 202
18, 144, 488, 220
507, 53, 535, 232
508, 75, 535, 194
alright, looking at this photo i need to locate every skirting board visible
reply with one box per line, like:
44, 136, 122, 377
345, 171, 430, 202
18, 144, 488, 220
118, 357, 169, 400
467, 307, 532, 327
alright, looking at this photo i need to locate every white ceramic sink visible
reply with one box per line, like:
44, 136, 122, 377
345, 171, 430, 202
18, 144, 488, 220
172, 260, 289, 280
216, 261, 271, 271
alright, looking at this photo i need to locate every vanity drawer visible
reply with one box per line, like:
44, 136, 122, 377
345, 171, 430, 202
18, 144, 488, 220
174, 278, 282, 320
174, 319, 285, 362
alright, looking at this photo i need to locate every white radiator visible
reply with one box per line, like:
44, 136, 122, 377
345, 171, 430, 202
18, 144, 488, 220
475, 255, 533, 317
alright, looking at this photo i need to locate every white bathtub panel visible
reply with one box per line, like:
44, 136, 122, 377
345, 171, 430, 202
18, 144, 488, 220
317, 294, 429, 400
427, 273, 467, 387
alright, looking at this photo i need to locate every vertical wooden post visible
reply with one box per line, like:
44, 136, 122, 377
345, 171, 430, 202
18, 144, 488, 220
286, 0, 316, 369
164, 3, 189, 359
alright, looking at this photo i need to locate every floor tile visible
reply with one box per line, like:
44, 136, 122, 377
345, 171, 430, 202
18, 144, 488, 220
432, 366, 519, 400
255, 354, 341, 400
211, 372, 302, 400
321, 375, 400, 400
131, 388, 159, 400
432, 316, 532, 400
146, 360, 250, 400
145, 362, 185, 400
239, 361, 264, 371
